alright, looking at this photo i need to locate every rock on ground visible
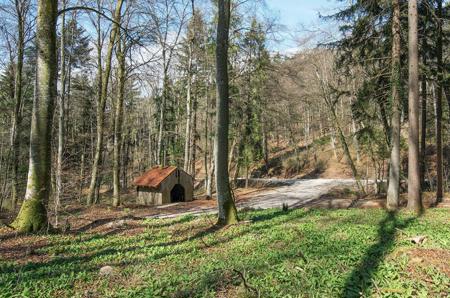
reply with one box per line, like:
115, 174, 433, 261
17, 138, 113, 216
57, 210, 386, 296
99, 266, 114, 276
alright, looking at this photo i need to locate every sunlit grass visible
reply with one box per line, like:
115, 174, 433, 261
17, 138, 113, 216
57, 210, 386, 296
0, 208, 449, 297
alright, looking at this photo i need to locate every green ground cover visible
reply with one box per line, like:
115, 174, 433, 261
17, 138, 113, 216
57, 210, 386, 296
1, 208, 449, 297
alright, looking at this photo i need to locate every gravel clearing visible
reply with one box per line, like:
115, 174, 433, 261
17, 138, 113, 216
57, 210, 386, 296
147, 179, 359, 219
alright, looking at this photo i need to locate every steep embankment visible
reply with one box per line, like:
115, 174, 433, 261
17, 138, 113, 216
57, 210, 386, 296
251, 137, 358, 180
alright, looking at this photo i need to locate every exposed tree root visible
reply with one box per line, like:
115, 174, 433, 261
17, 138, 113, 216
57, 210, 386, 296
233, 269, 260, 298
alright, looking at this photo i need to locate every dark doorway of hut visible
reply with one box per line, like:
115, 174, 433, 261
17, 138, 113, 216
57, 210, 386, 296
171, 184, 185, 202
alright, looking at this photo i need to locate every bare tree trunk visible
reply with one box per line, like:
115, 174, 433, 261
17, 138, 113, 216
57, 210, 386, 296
233, 142, 241, 183
188, 0, 198, 181
157, 61, 167, 166
444, 75, 450, 113
122, 138, 128, 188
10, 0, 27, 210
228, 138, 237, 172
333, 113, 365, 194
330, 128, 338, 159
215, 0, 238, 225
435, 0, 443, 202
191, 100, 198, 179
113, 36, 126, 207
65, 50, 73, 137
352, 119, 360, 163
206, 157, 214, 199
87, 0, 123, 205
0, 143, 11, 210
184, 43, 193, 172
79, 146, 85, 201
148, 107, 154, 166
420, 42, 427, 188
305, 106, 311, 144
184, 0, 195, 171
92, 0, 102, 198
318, 103, 324, 137
387, 0, 401, 210
55, 0, 67, 227
12, 0, 57, 232
204, 82, 211, 197
446, 83, 450, 178
262, 124, 269, 171
407, 0, 422, 213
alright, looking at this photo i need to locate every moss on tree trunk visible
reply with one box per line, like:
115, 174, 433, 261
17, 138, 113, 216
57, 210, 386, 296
217, 191, 239, 225
11, 0, 57, 233
12, 199, 48, 232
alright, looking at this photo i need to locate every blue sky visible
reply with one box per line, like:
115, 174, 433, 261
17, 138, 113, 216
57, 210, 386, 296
265, 0, 341, 53
266, 0, 337, 27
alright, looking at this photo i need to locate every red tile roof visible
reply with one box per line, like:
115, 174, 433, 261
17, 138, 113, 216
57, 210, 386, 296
133, 166, 177, 189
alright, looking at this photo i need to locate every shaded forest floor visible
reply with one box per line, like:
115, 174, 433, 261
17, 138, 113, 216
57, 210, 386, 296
0, 208, 449, 297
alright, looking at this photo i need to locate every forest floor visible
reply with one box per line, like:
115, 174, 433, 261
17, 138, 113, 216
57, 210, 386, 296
2, 178, 433, 228
0, 207, 449, 297
1, 139, 449, 297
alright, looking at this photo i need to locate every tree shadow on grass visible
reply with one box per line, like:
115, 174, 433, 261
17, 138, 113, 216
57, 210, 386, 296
249, 207, 299, 222
340, 211, 418, 298
88, 209, 305, 271
0, 208, 309, 298
72, 215, 149, 233
183, 207, 311, 244
0, 210, 301, 290
0, 230, 22, 242
0, 240, 196, 284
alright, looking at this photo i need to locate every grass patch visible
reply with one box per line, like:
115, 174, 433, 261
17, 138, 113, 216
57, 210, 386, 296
0, 208, 449, 297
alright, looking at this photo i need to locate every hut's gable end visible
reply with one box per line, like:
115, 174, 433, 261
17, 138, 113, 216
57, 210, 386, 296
159, 170, 193, 204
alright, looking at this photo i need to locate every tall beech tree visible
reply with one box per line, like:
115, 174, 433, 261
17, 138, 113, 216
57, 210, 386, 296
10, 0, 30, 211
435, 0, 443, 203
420, 25, 427, 188
88, 0, 105, 204
12, 0, 58, 232
112, 31, 127, 207
55, 0, 67, 227
215, 0, 238, 225
86, 0, 124, 205
407, 0, 422, 213
386, 0, 401, 210
183, 0, 195, 174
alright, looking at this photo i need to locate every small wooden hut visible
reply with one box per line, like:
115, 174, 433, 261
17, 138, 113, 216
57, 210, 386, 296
133, 166, 193, 206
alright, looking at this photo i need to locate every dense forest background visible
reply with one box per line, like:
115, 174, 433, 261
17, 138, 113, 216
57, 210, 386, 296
0, 0, 448, 218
